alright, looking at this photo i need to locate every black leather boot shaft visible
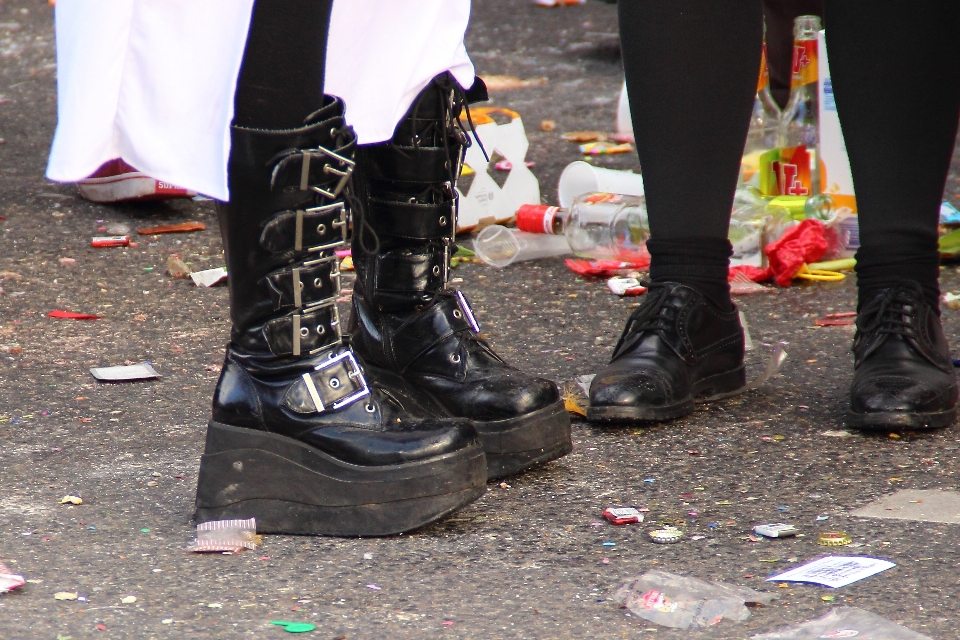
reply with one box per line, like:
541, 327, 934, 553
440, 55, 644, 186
848, 283, 958, 429
588, 282, 746, 423
348, 75, 571, 478
212, 95, 473, 449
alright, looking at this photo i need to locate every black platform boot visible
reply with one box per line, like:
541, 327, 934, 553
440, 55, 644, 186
588, 282, 746, 422
349, 76, 571, 479
194, 98, 487, 536
848, 282, 958, 429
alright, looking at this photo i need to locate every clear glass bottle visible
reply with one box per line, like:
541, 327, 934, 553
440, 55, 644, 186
515, 193, 649, 261
741, 40, 781, 185
778, 15, 822, 196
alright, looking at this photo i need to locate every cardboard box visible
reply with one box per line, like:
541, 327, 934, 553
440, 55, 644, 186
818, 30, 857, 212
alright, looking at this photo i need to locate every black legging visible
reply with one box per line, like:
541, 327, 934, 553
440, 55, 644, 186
233, 0, 334, 129
619, 0, 960, 308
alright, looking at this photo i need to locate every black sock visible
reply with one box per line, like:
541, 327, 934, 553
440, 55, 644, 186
233, 0, 334, 129
647, 237, 734, 312
855, 245, 941, 313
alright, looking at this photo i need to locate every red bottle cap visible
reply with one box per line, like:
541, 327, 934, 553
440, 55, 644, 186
516, 204, 560, 234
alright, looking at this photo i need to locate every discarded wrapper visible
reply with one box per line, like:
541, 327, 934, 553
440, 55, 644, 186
166, 255, 191, 278
189, 518, 261, 553
614, 570, 775, 629
91, 235, 130, 248
89, 363, 161, 382
753, 523, 798, 538
607, 276, 647, 297
58, 495, 83, 505
190, 267, 228, 287
0, 563, 25, 595
137, 221, 205, 235
603, 506, 644, 525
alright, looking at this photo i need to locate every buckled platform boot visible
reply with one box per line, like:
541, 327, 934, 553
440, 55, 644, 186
194, 97, 487, 536
848, 282, 958, 429
588, 282, 746, 423
348, 76, 571, 479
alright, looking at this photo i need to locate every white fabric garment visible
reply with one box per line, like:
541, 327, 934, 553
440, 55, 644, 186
45, 0, 474, 201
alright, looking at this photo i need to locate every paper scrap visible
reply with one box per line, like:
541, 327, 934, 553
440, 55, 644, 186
89, 363, 161, 382
190, 267, 228, 288
766, 556, 896, 588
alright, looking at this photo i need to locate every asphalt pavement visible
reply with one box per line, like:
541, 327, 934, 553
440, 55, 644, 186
3, 1, 960, 638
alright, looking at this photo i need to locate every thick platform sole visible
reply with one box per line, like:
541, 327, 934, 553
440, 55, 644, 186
474, 402, 572, 480
194, 422, 487, 536
587, 365, 746, 424
847, 406, 958, 430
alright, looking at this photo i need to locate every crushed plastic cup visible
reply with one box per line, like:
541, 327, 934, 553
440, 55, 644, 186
751, 607, 931, 639
613, 570, 775, 629
558, 161, 644, 208
472, 225, 570, 268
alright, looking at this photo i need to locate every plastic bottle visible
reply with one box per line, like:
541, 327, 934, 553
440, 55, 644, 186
516, 193, 649, 261
740, 40, 781, 185
778, 15, 822, 196
729, 189, 794, 265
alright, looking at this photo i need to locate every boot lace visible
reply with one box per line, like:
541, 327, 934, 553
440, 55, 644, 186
854, 282, 926, 344
611, 283, 680, 356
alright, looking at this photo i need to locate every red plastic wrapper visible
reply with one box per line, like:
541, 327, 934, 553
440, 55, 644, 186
602, 506, 644, 525
728, 265, 772, 283
565, 258, 650, 278
47, 309, 101, 320
91, 235, 130, 248
764, 218, 827, 287
516, 204, 561, 234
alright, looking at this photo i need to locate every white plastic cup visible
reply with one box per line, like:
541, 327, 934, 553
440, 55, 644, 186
558, 161, 645, 208
472, 224, 571, 268
616, 79, 633, 135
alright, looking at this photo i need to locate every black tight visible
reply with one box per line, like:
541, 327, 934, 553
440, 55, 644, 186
619, 0, 960, 309
233, 0, 334, 129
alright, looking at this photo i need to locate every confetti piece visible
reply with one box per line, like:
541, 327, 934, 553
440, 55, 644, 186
137, 221, 205, 235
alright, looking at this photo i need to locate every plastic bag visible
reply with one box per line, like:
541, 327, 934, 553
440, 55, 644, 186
751, 607, 932, 639
765, 218, 828, 286
613, 570, 775, 629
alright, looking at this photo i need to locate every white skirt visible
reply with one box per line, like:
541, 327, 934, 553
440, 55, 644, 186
45, 0, 474, 201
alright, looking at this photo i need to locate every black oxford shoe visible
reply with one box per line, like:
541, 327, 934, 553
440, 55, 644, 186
588, 282, 745, 423
848, 283, 958, 430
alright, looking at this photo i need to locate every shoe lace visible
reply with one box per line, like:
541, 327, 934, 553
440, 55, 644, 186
855, 282, 925, 342
611, 282, 679, 356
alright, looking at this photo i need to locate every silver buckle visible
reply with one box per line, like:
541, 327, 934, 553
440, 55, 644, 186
299, 147, 356, 198
291, 301, 341, 357
455, 290, 481, 333
305, 202, 348, 253
301, 351, 370, 413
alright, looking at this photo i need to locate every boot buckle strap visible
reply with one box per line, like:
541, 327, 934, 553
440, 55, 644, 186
265, 255, 340, 312
260, 203, 347, 254
299, 147, 355, 198
391, 295, 474, 371
300, 351, 370, 413
263, 303, 341, 357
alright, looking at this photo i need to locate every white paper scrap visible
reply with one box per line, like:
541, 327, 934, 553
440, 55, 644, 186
89, 363, 161, 382
190, 267, 228, 288
0, 563, 25, 594
766, 556, 895, 589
